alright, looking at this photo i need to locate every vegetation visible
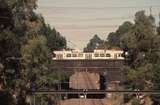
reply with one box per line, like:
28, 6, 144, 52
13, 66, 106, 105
107, 11, 160, 104
107, 21, 133, 47
0, 90, 14, 105
84, 34, 104, 52
0, 0, 160, 104
0, 0, 66, 105
85, 10, 160, 104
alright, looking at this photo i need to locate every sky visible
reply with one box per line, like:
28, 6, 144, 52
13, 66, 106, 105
36, 0, 160, 49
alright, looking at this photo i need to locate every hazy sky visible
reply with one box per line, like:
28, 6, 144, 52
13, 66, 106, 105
37, 0, 160, 49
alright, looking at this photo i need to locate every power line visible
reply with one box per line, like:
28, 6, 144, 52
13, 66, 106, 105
0, 14, 158, 23
30, 90, 160, 95
45, 14, 159, 23
40, 5, 160, 10
0, 16, 10, 19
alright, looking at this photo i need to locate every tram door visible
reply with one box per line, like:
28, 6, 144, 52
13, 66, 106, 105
85, 53, 92, 59
56, 54, 63, 60
114, 54, 118, 59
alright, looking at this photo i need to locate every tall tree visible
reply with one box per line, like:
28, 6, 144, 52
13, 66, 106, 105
84, 34, 103, 52
151, 64, 160, 104
120, 11, 156, 67
107, 21, 133, 47
0, 0, 66, 105
107, 10, 160, 104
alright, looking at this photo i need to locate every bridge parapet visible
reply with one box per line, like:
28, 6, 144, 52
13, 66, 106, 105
52, 59, 124, 82
52, 59, 124, 68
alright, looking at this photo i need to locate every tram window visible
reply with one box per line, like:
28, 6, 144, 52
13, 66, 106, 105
78, 53, 83, 57
72, 54, 77, 57
100, 53, 105, 57
52, 53, 56, 57
94, 53, 99, 57
85, 54, 92, 59
118, 53, 121, 57
106, 53, 111, 57
66, 53, 71, 57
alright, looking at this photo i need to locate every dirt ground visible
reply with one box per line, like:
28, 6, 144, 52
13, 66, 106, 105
61, 72, 112, 105
69, 72, 100, 89
60, 99, 112, 105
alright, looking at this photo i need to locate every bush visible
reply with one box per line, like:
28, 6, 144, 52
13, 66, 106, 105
0, 90, 14, 105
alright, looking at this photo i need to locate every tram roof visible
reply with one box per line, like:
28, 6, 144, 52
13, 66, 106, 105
53, 49, 123, 54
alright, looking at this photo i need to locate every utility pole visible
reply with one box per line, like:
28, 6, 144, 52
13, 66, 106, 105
150, 6, 152, 16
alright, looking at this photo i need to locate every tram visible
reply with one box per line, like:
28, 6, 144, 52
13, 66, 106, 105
52, 49, 124, 60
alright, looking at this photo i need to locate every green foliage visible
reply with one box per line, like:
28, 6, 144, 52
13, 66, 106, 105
125, 64, 153, 89
131, 98, 140, 105
107, 21, 133, 47
0, 1, 13, 29
0, 90, 14, 105
84, 34, 103, 52
21, 36, 49, 73
0, 29, 21, 88
21, 36, 60, 89
105, 10, 160, 104
0, 0, 66, 104
151, 64, 160, 104
120, 11, 157, 67
97, 41, 109, 49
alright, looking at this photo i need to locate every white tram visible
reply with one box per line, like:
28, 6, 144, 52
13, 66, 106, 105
52, 49, 124, 60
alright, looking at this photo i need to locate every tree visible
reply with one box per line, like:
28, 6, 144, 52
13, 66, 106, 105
21, 36, 57, 89
21, 35, 65, 88
151, 64, 160, 104
84, 34, 103, 52
0, 90, 14, 105
107, 21, 133, 47
131, 98, 140, 105
97, 41, 109, 49
0, 1, 14, 30
107, 10, 160, 104
120, 11, 156, 67
122, 11, 160, 104
0, 0, 66, 105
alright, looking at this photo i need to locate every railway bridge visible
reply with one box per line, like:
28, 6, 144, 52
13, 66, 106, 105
50, 57, 125, 105
29, 48, 160, 105
30, 49, 126, 105
52, 59, 124, 85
